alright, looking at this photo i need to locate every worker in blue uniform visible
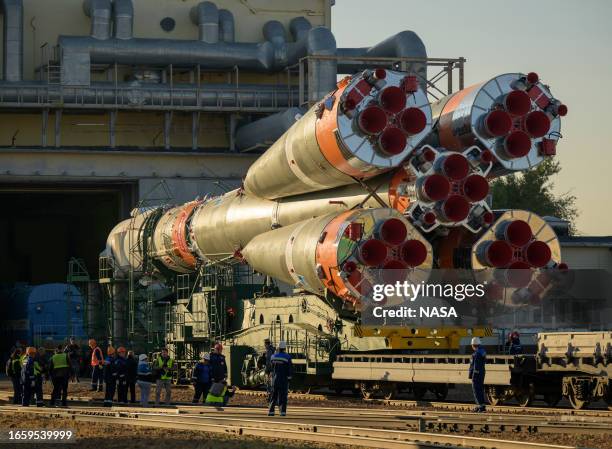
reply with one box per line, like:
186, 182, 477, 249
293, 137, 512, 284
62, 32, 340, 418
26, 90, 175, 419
468, 336, 486, 412
103, 346, 117, 407
21, 347, 44, 407
507, 331, 523, 355
268, 340, 293, 417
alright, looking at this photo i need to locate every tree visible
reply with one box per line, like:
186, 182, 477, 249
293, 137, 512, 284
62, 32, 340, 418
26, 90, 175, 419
490, 159, 578, 234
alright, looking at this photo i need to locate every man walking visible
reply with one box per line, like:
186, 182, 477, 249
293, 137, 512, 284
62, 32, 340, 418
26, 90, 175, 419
49, 345, 70, 407
268, 340, 292, 417
191, 353, 212, 404
103, 346, 117, 407
64, 336, 81, 383
469, 336, 487, 412
6, 348, 22, 404
209, 343, 227, 383
126, 350, 138, 404
154, 348, 174, 405
21, 347, 44, 407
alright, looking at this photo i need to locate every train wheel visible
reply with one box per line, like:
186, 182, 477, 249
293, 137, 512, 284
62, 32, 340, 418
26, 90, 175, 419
543, 392, 562, 407
433, 384, 448, 400
486, 386, 504, 406
360, 382, 373, 400
568, 391, 589, 410
413, 386, 427, 401
381, 383, 398, 400
514, 388, 534, 407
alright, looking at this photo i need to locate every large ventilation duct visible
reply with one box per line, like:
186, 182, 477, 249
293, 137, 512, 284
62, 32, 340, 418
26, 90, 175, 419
235, 107, 305, 151
190, 1, 219, 44
218, 9, 235, 43
337, 31, 427, 89
1, 0, 23, 82
289, 16, 312, 41
113, 0, 133, 40
83, 0, 112, 40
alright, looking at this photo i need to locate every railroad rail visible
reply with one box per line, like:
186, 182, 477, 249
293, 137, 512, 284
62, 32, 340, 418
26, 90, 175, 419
0, 405, 594, 449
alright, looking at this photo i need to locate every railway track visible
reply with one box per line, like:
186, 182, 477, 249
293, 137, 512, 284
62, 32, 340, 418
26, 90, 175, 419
1, 404, 598, 449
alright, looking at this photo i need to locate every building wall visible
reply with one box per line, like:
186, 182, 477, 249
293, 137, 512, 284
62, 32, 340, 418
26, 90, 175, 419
561, 246, 612, 270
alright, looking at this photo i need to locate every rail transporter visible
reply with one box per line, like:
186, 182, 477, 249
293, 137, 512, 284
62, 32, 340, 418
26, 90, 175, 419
96, 6, 611, 410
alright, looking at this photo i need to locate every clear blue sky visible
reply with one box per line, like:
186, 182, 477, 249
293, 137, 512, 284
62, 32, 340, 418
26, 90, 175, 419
332, 0, 612, 236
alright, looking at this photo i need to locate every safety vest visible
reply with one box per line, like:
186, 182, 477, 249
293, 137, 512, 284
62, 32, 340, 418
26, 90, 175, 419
91, 347, 103, 366
51, 353, 69, 370
205, 387, 227, 404
23, 358, 42, 376
156, 356, 174, 380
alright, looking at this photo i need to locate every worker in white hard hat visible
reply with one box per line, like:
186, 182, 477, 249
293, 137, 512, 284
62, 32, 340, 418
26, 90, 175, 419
191, 352, 212, 404
468, 336, 487, 412
268, 340, 293, 417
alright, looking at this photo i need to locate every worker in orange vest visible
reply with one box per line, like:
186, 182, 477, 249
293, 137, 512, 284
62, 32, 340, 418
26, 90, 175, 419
89, 339, 104, 392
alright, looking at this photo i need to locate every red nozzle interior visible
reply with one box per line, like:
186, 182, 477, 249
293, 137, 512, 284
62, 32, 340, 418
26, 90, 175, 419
374, 68, 387, 80
381, 260, 408, 285
505, 220, 533, 247
523, 111, 551, 138
380, 218, 408, 245
480, 149, 494, 164
483, 211, 494, 224
463, 174, 489, 202
482, 240, 513, 268
423, 211, 437, 225
526, 72, 539, 84
379, 127, 407, 155
399, 107, 427, 135
343, 261, 357, 273
442, 153, 470, 181
357, 106, 387, 135
557, 104, 568, 117
359, 239, 388, 267
421, 174, 451, 202
401, 239, 428, 267
442, 195, 470, 222
505, 90, 532, 116
557, 262, 569, 271
526, 240, 552, 268
504, 130, 532, 158
379, 86, 406, 113
484, 110, 512, 137
422, 147, 436, 162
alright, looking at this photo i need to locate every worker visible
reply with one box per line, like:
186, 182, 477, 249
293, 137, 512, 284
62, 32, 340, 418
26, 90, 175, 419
89, 339, 104, 392
191, 353, 212, 403
126, 350, 138, 404
103, 346, 117, 407
210, 343, 227, 383
507, 331, 523, 355
49, 345, 70, 407
153, 347, 174, 405
5, 348, 22, 404
115, 347, 129, 405
37, 347, 49, 380
263, 338, 276, 399
64, 336, 81, 383
204, 379, 235, 407
268, 340, 293, 417
136, 354, 153, 407
21, 347, 44, 407
469, 336, 487, 413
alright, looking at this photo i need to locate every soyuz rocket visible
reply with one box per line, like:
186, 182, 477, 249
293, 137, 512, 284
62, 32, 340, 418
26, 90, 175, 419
104, 68, 568, 308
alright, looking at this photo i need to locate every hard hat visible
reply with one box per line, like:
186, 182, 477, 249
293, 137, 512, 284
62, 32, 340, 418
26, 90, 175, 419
107, 346, 116, 355
88, 339, 96, 347
26, 347, 37, 356
214, 343, 223, 352
117, 346, 127, 354
138, 354, 148, 361
471, 337, 482, 346
203, 353, 211, 361
278, 340, 287, 349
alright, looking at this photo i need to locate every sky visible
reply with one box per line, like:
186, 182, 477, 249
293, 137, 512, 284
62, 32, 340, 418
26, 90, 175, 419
331, 0, 612, 236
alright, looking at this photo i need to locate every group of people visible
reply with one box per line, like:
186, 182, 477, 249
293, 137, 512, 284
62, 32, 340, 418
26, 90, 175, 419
6, 343, 78, 407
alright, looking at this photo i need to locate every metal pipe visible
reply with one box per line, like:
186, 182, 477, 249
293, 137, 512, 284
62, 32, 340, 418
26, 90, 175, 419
337, 31, 427, 89
83, 0, 112, 40
113, 0, 133, 40
235, 107, 305, 151
190, 1, 219, 44
289, 16, 312, 41
218, 9, 234, 43
1, 0, 23, 82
